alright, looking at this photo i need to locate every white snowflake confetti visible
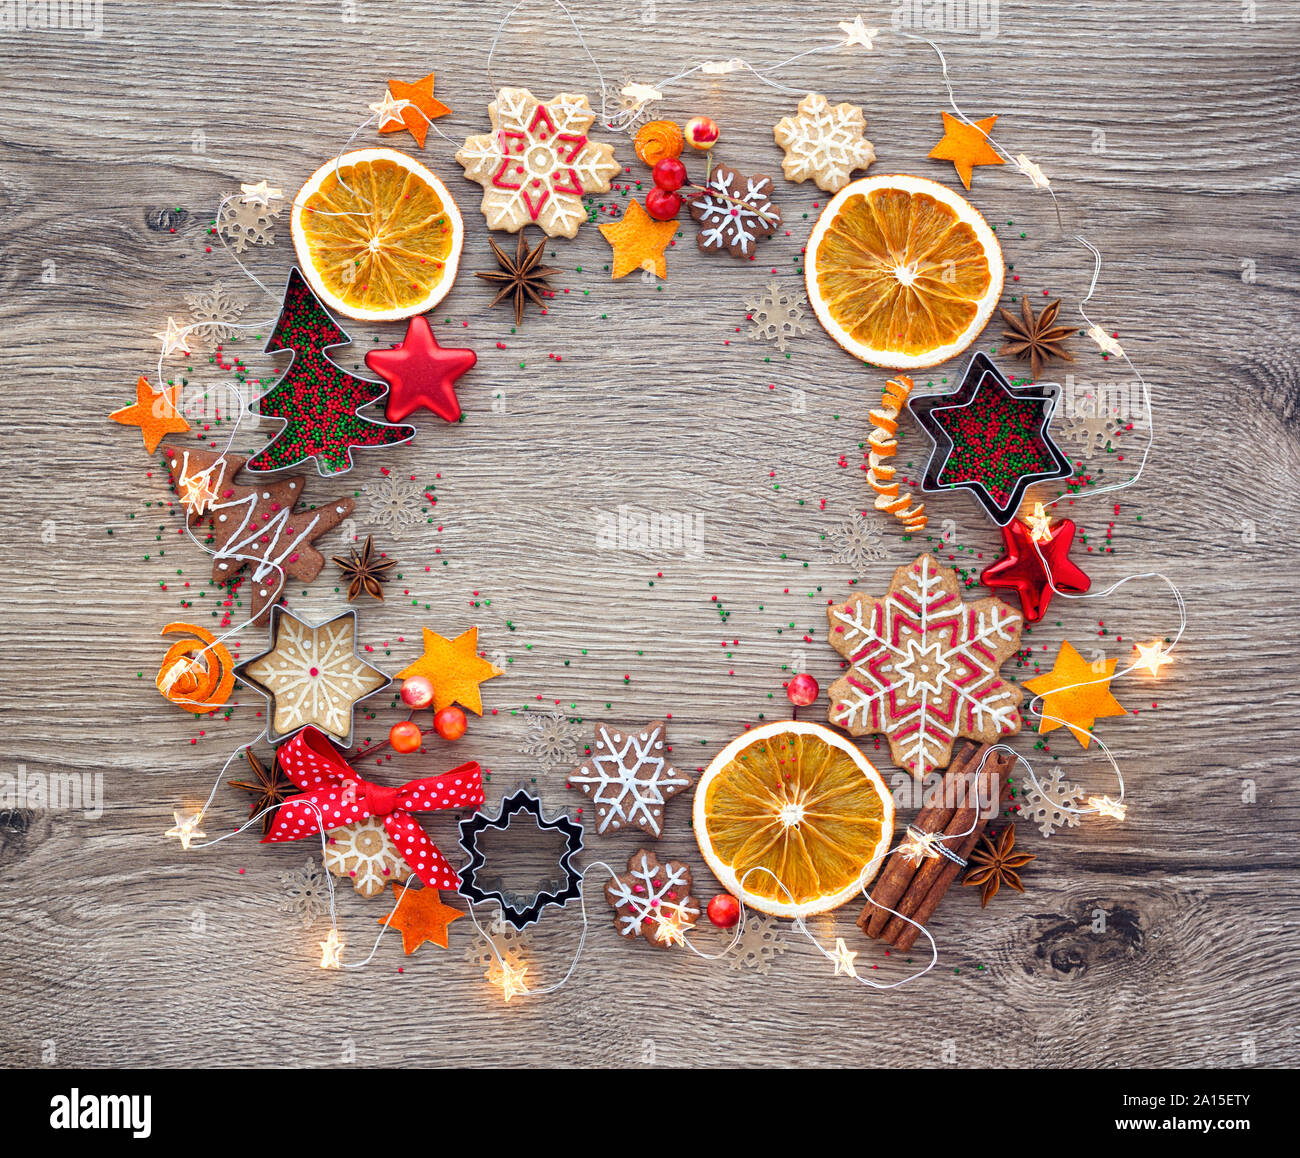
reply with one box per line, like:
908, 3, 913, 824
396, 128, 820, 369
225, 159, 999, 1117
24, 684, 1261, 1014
827, 511, 888, 575
1020, 767, 1084, 837
731, 914, 787, 974
605, 849, 701, 947
520, 709, 584, 771
773, 92, 876, 192
216, 194, 283, 253
569, 721, 691, 839
184, 281, 249, 346
744, 279, 809, 352
279, 856, 330, 926
362, 475, 431, 540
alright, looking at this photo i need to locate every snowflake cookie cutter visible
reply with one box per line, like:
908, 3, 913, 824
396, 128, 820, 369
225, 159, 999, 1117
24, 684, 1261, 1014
456, 789, 584, 930
908, 351, 1073, 526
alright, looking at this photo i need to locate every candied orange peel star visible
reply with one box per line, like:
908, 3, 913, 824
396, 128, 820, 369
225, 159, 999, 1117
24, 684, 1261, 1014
928, 111, 1005, 190
379, 72, 451, 148
396, 626, 504, 715
378, 882, 463, 953
867, 375, 927, 532
598, 199, 678, 279
1025, 640, 1128, 749
110, 376, 189, 453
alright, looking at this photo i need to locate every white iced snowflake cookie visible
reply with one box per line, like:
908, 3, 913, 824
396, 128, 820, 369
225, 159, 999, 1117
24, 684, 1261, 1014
773, 92, 875, 193
568, 720, 691, 839
323, 816, 406, 898
456, 87, 620, 238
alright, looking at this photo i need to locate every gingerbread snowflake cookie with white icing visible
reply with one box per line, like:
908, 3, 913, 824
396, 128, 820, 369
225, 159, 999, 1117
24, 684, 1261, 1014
323, 816, 406, 898
456, 87, 620, 238
773, 92, 875, 192
567, 720, 691, 838
604, 849, 701, 948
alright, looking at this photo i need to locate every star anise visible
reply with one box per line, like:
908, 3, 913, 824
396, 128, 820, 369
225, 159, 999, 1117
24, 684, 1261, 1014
475, 230, 561, 325
228, 747, 298, 835
998, 296, 1076, 382
962, 823, 1035, 907
332, 535, 396, 601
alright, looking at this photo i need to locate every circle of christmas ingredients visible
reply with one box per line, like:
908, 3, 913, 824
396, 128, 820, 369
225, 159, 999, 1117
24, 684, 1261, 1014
390, 720, 424, 753
804, 173, 1004, 369
633, 119, 683, 166
433, 705, 468, 741
291, 148, 464, 321
707, 893, 741, 928
693, 719, 895, 918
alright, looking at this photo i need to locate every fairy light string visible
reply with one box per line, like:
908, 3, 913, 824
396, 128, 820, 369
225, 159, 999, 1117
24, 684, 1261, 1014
151, 5, 1185, 991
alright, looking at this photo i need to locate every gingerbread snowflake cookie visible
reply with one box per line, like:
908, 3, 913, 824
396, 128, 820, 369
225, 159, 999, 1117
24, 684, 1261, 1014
604, 849, 701, 948
323, 816, 406, 898
456, 87, 620, 238
773, 92, 875, 192
568, 720, 691, 838
826, 553, 1024, 778
689, 162, 782, 258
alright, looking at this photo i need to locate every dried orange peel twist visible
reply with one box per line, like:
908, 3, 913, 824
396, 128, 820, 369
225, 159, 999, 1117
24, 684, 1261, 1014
634, 120, 683, 166
156, 622, 235, 714
868, 375, 928, 532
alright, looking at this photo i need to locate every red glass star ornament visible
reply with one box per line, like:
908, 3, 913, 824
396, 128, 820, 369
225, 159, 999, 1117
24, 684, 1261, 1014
364, 314, 475, 425
980, 515, 1091, 623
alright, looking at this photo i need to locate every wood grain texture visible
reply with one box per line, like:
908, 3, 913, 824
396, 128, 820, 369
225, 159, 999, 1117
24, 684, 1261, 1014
1, 0, 1298, 1068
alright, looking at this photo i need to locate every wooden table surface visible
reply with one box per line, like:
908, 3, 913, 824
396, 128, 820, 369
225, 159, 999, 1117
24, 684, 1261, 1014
2, 0, 1297, 1069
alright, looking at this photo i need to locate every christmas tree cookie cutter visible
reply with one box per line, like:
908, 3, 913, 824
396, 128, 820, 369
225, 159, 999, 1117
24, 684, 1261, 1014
907, 351, 1073, 525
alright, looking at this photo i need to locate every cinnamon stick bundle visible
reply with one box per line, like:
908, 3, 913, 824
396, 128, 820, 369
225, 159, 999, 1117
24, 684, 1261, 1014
861, 743, 1012, 951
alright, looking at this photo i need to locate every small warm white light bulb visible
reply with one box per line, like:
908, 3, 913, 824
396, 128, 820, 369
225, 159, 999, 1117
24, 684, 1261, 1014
154, 318, 191, 357
1133, 639, 1172, 677
899, 829, 943, 865
1087, 794, 1127, 821
318, 929, 344, 969
1025, 501, 1054, 542
831, 937, 859, 978
701, 59, 743, 75
1014, 154, 1050, 189
497, 959, 529, 1002
838, 16, 878, 48
1087, 324, 1124, 359
620, 82, 663, 104
165, 809, 205, 850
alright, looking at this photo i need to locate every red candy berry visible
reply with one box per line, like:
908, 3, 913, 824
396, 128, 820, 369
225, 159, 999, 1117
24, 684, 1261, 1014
400, 675, 435, 710
644, 186, 683, 221
684, 115, 720, 150
786, 673, 820, 707
389, 720, 423, 753
651, 157, 687, 191
433, 705, 468, 741
707, 893, 741, 928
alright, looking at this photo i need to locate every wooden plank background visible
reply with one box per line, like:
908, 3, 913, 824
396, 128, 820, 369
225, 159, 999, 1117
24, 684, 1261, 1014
1, 0, 1298, 1068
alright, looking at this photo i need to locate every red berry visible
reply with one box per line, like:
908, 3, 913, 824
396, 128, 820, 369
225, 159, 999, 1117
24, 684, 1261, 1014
400, 675, 435, 710
644, 186, 683, 221
389, 720, 423, 753
707, 893, 741, 928
651, 157, 687, 191
787, 673, 820, 707
684, 116, 720, 150
433, 705, 468, 741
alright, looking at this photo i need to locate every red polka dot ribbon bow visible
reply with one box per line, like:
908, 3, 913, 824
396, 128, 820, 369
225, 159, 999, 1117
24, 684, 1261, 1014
263, 726, 485, 890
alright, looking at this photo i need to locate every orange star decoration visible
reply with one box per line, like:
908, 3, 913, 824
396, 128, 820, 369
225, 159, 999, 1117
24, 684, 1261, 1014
598, 199, 679, 280
928, 111, 1004, 190
379, 72, 451, 148
396, 626, 503, 715
1025, 640, 1127, 749
110, 376, 189, 453
378, 882, 463, 953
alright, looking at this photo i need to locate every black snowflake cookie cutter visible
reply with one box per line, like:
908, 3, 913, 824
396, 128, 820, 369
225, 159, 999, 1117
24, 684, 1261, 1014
908, 351, 1073, 526
456, 789, 584, 930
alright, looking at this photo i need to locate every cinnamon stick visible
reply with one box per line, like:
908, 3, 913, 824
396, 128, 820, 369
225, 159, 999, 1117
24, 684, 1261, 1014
888, 751, 1012, 952
859, 741, 979, 937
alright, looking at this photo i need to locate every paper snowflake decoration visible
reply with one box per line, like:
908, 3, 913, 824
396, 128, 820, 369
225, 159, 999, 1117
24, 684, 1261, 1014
689, 162, 782, 258
456, 87, 620, 238
1020, 767, 1084, 837
520, 709, 584, 771
568, 721, 691, 838
323, 815, 406, 898
744, 279, 809, 352
216, 194, 284, 253
731, 914, 787, 974
826, 554, 1025, 777
362, 474, 431, 540
279, 857, 330, 926
184, 281, 249, 346
827, 511, 888, 575
773, 92, 876, 192
1061, 391, 1125, 460
604, 849, 701, 948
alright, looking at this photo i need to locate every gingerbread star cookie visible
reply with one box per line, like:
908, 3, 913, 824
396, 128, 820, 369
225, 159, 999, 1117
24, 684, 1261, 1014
568, 720, 691, 838
455, 87, 620, 238
826, 553, 1024, 778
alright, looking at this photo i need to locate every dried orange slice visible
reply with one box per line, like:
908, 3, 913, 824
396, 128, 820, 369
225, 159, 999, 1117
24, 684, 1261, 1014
693, 720, 894, 918
805, 174, 1004, 369
291, 147, 464, 321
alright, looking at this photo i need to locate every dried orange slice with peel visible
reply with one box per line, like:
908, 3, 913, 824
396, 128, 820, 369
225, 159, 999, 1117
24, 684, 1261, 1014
693, 720, 894, 918
291, 147, 464, 322
806, 174, 1004, 369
